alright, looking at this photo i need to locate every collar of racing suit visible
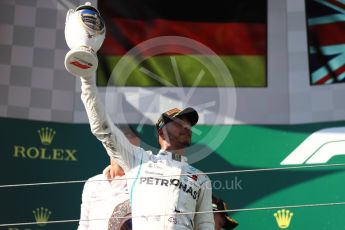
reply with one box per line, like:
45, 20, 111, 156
157, 150, 188, 163
102, 165, 112, 175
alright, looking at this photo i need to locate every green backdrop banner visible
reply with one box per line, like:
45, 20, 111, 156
1, 117, 345, 229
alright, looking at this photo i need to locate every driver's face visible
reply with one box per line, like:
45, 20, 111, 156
165, 116, 192, 148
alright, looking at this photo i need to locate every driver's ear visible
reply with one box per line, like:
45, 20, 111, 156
158, 126, 169, 140
157, 128, 163, 136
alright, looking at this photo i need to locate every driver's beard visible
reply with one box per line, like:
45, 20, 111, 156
166, 130, 191, 150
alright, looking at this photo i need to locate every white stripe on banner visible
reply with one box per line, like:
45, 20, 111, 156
314, 0, 345, 15
308, 14, 345, 26
312, 52, 345, 83
309, 44, 345, 55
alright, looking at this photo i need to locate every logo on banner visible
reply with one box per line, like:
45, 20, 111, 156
12, 127, 78, 162
273, 209, 293, 229
38, 127, 56, 145
281, 127, 345, 165
33, 207, 52, 227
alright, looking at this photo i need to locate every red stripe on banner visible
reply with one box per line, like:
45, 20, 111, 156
326, 0, 345, 10
315, 63, 345, 84
101, 18, 266, 56
316, 75, 331, 85
310, 22, 345, 46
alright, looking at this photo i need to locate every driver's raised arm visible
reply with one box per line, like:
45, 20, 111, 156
80, 76, 140, 172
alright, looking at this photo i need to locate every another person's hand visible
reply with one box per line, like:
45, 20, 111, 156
106, 159, 125, 180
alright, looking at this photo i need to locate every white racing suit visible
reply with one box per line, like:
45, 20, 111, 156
80, 77, 215, 230
77, 167, 128, 230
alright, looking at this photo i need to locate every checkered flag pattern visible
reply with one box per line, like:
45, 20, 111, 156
0, 0, 93, 122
